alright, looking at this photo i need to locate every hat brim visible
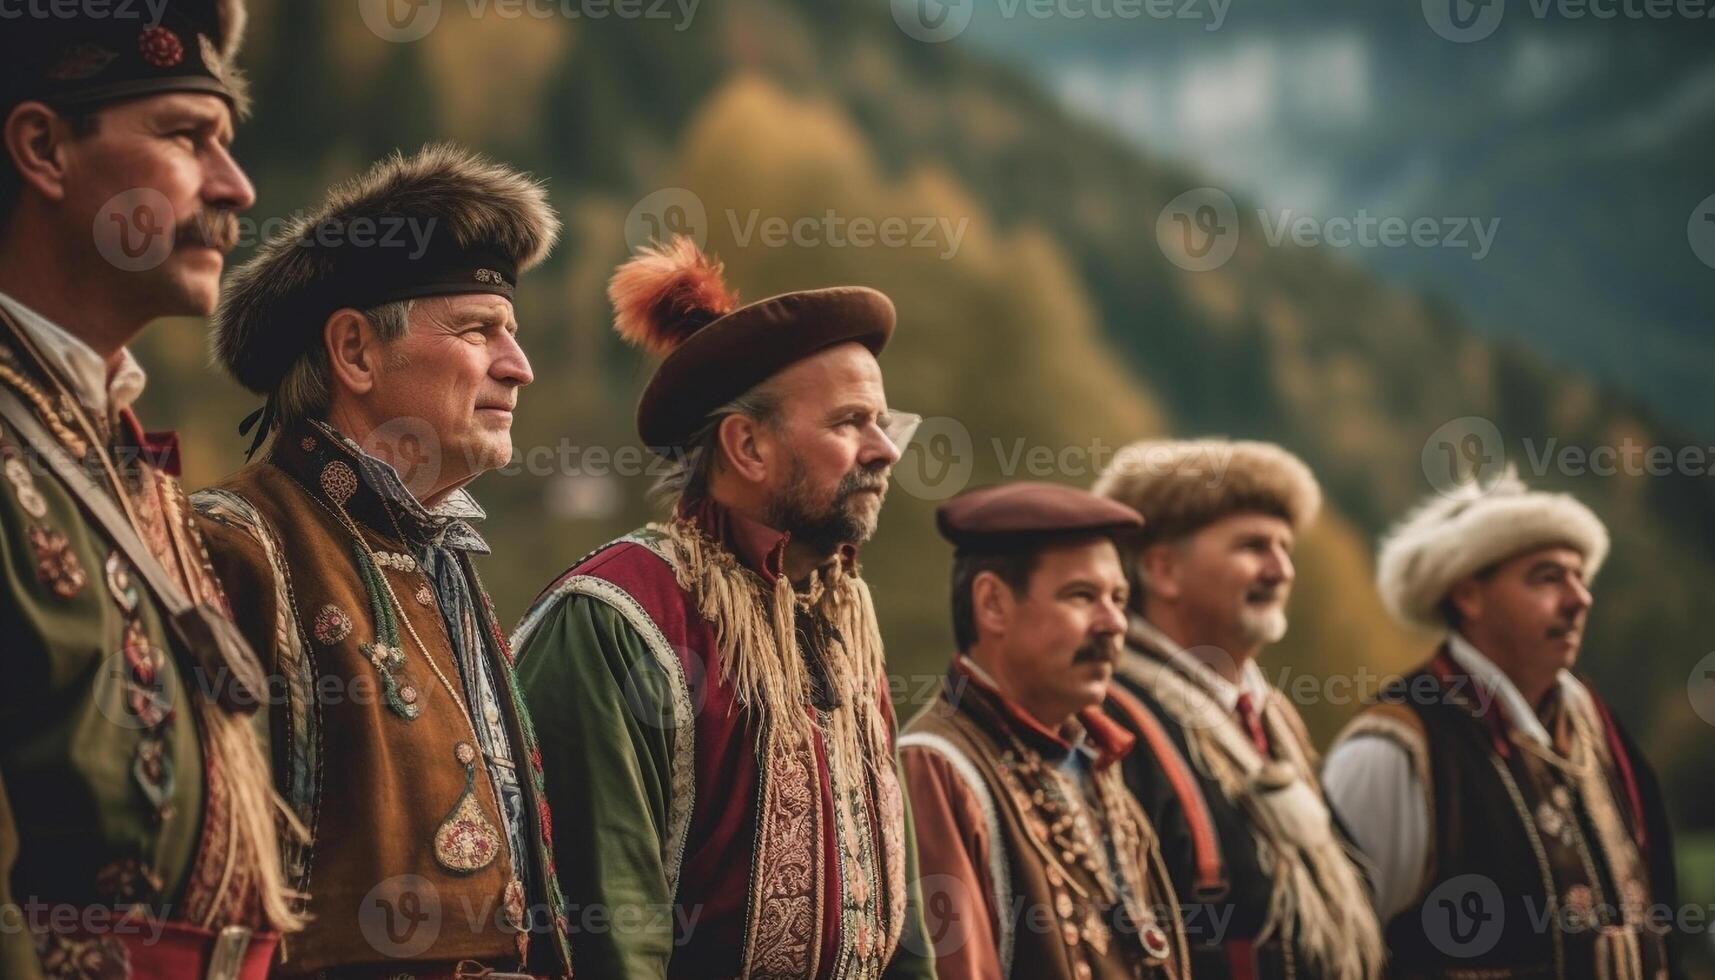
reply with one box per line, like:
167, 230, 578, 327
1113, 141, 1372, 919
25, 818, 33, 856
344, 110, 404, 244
1377, 489, 1610, 631
636, 286, 895, 452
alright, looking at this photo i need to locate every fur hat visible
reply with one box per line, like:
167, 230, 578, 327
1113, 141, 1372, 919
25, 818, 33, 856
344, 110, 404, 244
1376, 467, 1609, 631
2, 0, 252, 117
609, 235, 895, 453
1091, 438, 1322, 547
213, 142, 560, 398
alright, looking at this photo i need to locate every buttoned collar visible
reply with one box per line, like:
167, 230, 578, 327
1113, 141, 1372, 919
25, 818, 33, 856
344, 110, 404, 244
273, 418, 491, 555
951, 654, 1136, 770
0, 289, 146, 418
1124, 613, 1272, 714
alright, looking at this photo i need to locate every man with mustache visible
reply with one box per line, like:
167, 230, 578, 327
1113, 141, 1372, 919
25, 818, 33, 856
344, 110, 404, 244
1323, 470, 1680, 978
0, 3, 308, 977
1091, 440, 1383, 980
900, 481, 1190, 979
189, 144, 575, 978
514, 236, 935, 979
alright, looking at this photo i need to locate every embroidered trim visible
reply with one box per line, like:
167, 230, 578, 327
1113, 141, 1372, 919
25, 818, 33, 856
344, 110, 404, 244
190, 488, 321, 904
743, 723, 824, 979
898, 732, 1015, 976
513, 560, 697, 896
1490, 752, 1567, 978
435, 742, 502, 873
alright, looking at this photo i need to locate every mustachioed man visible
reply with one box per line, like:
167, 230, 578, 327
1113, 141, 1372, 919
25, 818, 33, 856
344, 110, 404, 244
1324, 471, 1680, 979
1092, 439, 1384, 980
900, 481, 1191, 979
514, 236, 935, 980
0, 3, 304, 977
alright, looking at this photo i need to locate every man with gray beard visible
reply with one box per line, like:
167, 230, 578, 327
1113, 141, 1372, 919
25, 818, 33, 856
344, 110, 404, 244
514, 236, 935, 980
1091, 439, 1384, 980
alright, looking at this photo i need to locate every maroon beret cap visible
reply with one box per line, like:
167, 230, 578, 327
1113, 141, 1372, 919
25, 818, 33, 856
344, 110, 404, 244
936, 481, 1145, 551
637, 286, 893, 451
609, 237, 894, 454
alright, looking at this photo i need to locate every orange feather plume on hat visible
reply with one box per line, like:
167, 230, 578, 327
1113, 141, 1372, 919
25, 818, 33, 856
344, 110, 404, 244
608, 236, 741, 355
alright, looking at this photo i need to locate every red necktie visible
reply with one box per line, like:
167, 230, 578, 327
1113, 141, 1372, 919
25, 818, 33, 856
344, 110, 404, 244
1235, 692, 1271, 757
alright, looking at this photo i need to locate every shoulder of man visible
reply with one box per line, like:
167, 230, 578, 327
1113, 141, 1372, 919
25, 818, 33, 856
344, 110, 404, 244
514, 530, 687, 646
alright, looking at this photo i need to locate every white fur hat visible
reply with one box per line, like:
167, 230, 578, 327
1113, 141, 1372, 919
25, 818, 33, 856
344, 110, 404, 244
1376, 467, 1609, 630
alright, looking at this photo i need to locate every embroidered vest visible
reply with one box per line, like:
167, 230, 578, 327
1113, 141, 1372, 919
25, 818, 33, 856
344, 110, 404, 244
515, 527, 909, 980
901, 677, 1190, 980
1362, 655, 1667, 980
193, 433, 571, 976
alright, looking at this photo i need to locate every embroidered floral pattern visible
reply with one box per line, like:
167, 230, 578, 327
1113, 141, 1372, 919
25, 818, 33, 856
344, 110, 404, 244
45, 42, 118, 82
5, 454, 46, 518
311, 604, 353, 646
30, 525, 86, 598
137, 25, 184, 68
434, 742, 501, 873
744, 729, 822, 978
319, 461, 358, 506
372, 551, 419, 572
32, 927, 130, 980
104, 551, 140, 615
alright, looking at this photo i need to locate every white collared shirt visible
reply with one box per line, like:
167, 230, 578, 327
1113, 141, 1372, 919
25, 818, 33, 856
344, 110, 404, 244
1128, 614, 1274, 714
1444, 631, 1580, 750
1321, 631, 1587, 922
0, 290, 147, 416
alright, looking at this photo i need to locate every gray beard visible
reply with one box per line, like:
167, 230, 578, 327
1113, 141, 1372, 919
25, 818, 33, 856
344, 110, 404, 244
1237, 605, 1288, 647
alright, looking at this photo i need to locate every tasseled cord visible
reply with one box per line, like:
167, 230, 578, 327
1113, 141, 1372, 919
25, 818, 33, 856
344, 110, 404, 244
195, 698, 311, 934
653, 518, 893, 785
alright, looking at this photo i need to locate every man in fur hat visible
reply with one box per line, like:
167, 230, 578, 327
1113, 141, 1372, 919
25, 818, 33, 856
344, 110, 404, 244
514, 236, 935, 979
901, 481, 1191, 979
0, 3, 305, 978
1091, 439, 1383, 980
189, 144, 575, 978
1323, 471, 1679, 978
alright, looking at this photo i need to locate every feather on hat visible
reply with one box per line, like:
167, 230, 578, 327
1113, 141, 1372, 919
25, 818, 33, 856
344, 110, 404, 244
608, 235, 895, 453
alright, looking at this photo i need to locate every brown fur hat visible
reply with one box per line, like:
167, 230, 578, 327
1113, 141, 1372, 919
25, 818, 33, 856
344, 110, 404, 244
212, 142, 560, 396
1092, 438, 1322, 547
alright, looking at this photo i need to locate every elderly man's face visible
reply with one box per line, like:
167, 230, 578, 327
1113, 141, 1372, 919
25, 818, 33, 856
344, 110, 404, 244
58, 92, 254, 317
368, 294, 532, 494
755, 342, 905, 556
1145, 512, 1297, 656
